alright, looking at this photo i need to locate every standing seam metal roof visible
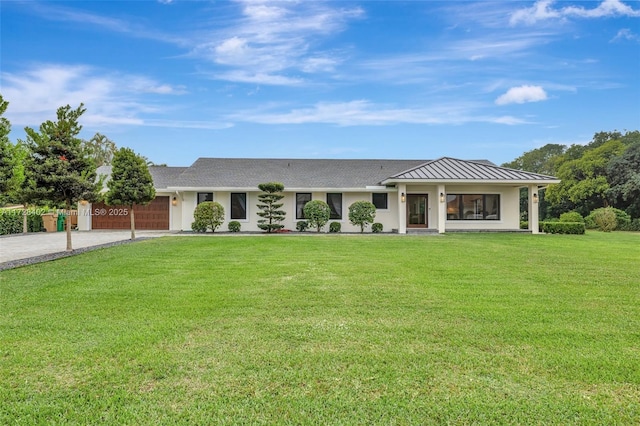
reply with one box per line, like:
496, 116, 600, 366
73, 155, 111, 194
388, 157, 559, 181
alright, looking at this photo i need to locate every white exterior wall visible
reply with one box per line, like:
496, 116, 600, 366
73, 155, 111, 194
174, 185, 522, 233
176, 190, 398, 232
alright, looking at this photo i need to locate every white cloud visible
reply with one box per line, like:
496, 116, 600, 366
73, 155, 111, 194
611, 28, 640, 42
0, 64, 198, 131
495, 85, 548, 105
510, 0, 640, 25
228, 100, 528, 126
190, 0, 364, 85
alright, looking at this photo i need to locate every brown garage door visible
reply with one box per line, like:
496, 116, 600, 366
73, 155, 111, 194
92, 196, 169, 230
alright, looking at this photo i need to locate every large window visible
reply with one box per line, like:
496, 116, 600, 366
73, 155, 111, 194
446, 194, 500, 220
326, 193, 342, 219
372, 193, 388, 210
197, 192, 213, 204
296, 193, 312, 219
230, 193, 247, 220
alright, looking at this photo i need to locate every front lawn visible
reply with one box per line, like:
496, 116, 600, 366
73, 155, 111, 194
1, 233, 638, 424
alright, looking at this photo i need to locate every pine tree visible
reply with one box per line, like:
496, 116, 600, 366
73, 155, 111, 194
0, 95, 23, 206
256, 182, 286, 233
24, 104, 99, 251
105, 147, 156, 240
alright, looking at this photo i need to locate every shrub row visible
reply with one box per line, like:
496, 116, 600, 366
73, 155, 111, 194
540, 221, 585, 235
0, 211, 44, 235
295, 221, 383, 233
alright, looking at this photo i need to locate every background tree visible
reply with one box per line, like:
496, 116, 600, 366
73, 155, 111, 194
545, 139, 625, 216
0, 95, 25, 206
606, 142, 640, 218
303, 200, 331, 232
24, 104, 99, 251
348, 200, 376, 233
502, 143, 566, 221
191, 201, 225, 233
256, 182, 286, 233
83, 132, 117, 167
105, 147, 156, 240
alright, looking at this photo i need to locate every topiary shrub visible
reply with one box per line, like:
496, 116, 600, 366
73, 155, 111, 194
371, 222, 383, 233
228, 221, 241, 232
296, 220, 308, 232
560, 211, 584, 223
329, 222, 341, 233
191, 201, 225, 233
303, 200, 331, 232
541, 222, 585, 234
348, 200, 376, 233
520, 221, 528, 230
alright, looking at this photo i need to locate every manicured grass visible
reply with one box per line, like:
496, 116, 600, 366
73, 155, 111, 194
1, 232, 639, 424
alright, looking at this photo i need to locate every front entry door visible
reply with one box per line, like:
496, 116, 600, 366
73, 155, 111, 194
407, 194, 428, 228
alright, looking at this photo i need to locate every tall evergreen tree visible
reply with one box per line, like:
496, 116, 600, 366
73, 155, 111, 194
24, 104, 99, 251
105, 147, 156, 240
0, 94, 24, 206
256, 182, 286, 233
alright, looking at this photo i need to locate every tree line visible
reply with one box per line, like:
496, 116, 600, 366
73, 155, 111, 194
0, 95, 155, 250
502, 130, 639, 222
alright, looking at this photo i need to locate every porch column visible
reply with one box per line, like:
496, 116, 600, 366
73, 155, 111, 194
398, 183, 407, 234
528, 185, 540, 234
437, 184, 446, 234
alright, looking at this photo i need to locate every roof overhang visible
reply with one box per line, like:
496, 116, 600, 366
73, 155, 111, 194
381, 178, 561, 186
166, 186, 396, 193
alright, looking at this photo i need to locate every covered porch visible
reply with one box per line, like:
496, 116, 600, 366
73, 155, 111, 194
382, 158, 560, 235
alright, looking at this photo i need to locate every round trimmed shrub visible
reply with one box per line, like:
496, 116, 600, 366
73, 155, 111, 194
191, 201, 225, 233
228, 221, 241, 232
560, 211, 584, 223
372, 222, 383, 233
348, 200, 376, 233
329, 222, 341, 233
296, 220, 308, 232
303, 200, 331, 232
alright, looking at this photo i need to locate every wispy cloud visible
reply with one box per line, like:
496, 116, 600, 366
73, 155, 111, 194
0, 64, 227, 131
190, 0, 364, 85
495, 85, 548, 105
23, 2, 187, 45
227, 100, 528, 126
510, 0, 640, 26
611, 28, 640, 43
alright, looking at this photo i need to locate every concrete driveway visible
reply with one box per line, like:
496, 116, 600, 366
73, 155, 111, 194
0, 230, 174, 265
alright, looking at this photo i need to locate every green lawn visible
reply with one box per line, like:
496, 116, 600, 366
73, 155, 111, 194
1, 233, 639, 424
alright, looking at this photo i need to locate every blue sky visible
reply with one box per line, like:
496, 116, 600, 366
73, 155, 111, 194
1, 0, 639, 166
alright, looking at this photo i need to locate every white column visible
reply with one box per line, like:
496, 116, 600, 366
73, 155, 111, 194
398, 183, 407, 234
529, 185, 540, 234
77, 202, 92, 231
437, 184, 446, 234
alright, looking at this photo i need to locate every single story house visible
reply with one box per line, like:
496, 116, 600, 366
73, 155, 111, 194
78, 157, 560, 234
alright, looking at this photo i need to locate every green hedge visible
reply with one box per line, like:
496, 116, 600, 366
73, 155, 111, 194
540, 221, 585, 235
0, 210, 44, 235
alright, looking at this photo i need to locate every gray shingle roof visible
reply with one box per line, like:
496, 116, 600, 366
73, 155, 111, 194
96, 165, 188, 190
149, 166, 189, 189
99, 157, 560, 191
384, 157, 560, 183
171, 158, 429, 189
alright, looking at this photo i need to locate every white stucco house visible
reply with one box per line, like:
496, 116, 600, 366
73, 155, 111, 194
78, 157, 560, 234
